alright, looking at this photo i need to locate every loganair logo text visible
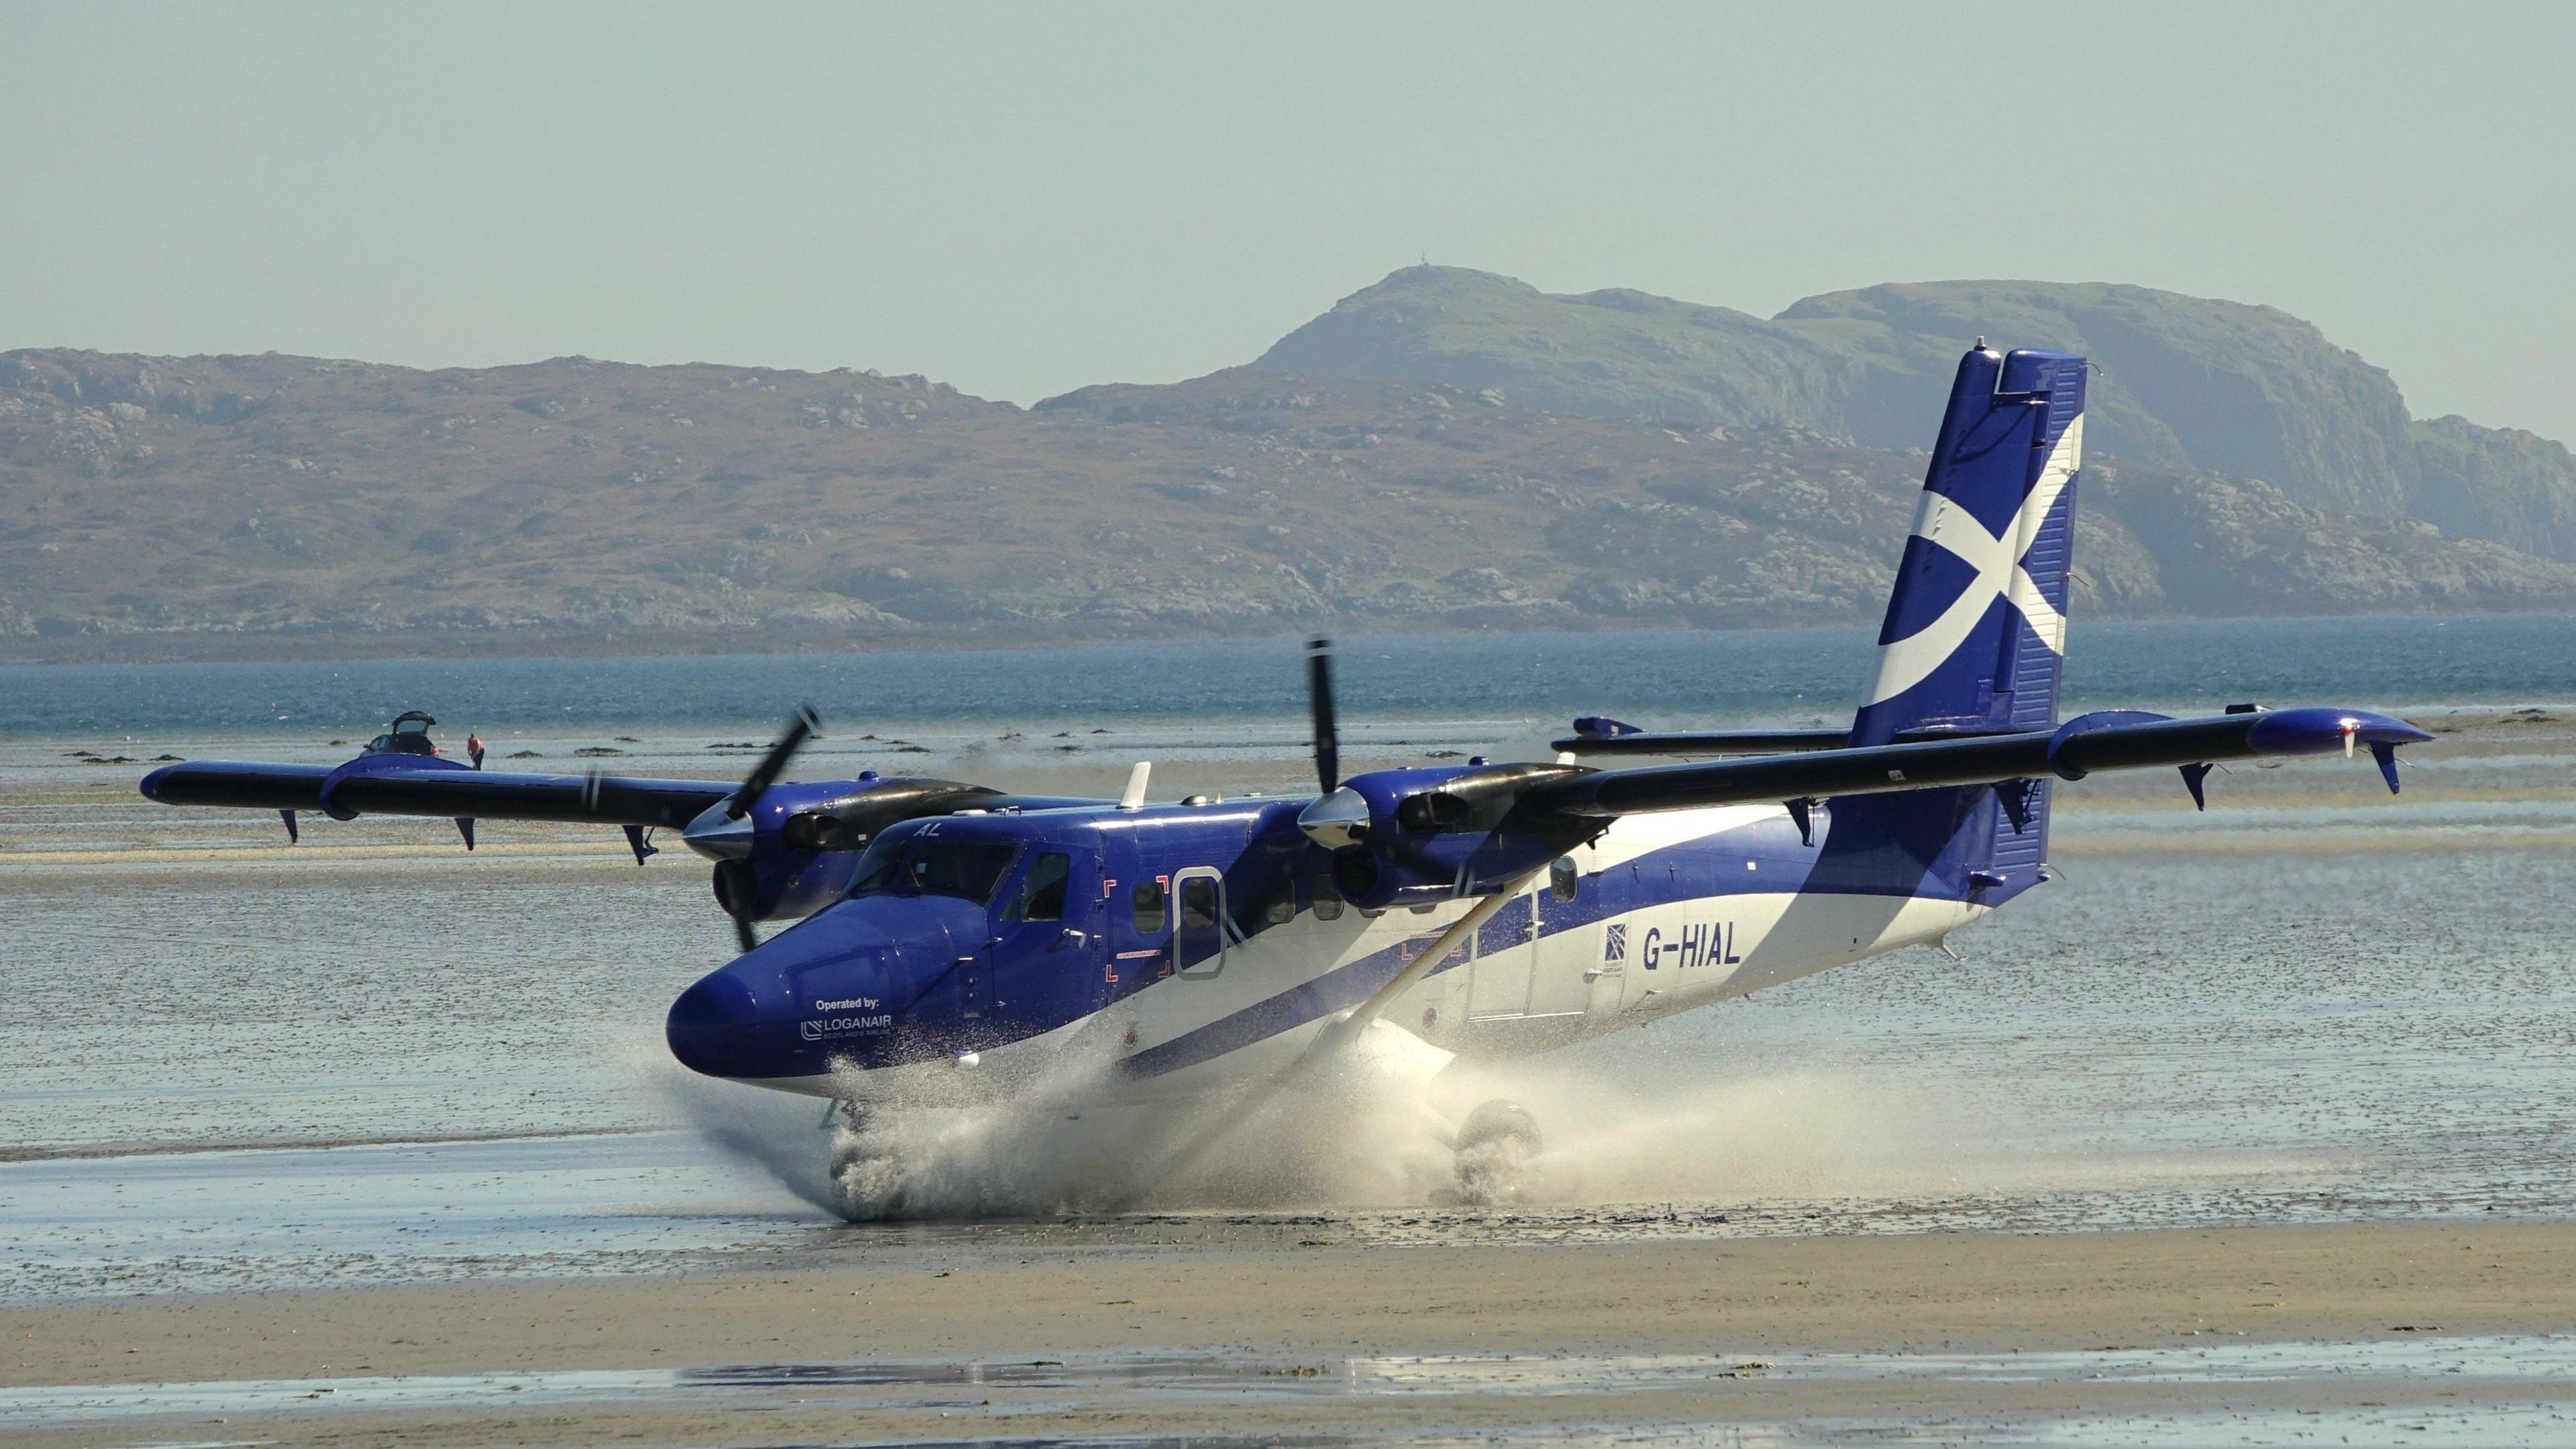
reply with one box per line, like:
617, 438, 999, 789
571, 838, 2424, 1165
802, 996, 892, 1040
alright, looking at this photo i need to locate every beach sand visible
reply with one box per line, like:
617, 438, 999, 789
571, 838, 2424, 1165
7, 706, 2576, 1442
8, 1221, 2576, 1444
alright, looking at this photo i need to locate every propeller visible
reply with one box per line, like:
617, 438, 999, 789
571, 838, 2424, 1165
708, 704, 821, 954
1307, 636, 1339, 796
1298, 639, 1456, 836
1293, 639, 1585, 904
1295, 639, 1487, 894
1299, 637, 1366, 849
724, 704, 822, 820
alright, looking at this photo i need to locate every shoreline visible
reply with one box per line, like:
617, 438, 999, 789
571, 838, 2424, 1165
19, 1218, 2576, 1368
3, 610, 2571, 670
7, 1220, 2575, 1444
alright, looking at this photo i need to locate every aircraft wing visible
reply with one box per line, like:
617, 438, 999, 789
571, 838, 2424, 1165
133, 762, 337, 812
141, 760, 735, 828
1524, 706, 2432, 818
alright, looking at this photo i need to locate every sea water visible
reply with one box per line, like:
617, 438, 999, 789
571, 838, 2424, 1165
1, 615, 2573, 1297
4, 613, 2571, 740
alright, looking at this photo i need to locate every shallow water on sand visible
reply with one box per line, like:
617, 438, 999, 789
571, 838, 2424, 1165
10, 1337, 2576, 1444
7, 772, 2576, 1297
3, 621, 2575, 1301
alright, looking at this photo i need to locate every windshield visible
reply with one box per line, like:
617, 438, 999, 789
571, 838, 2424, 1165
846, 835, 1021, 904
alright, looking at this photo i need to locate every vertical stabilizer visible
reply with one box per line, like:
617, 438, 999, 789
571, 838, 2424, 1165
1815, 344, 2084, 908
1851, 345, 2086, 747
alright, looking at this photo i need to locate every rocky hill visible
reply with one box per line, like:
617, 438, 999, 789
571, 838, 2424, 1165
2410, 415, 2576, 564
3, 341, 2570, 663
1258, 268, 2576, 560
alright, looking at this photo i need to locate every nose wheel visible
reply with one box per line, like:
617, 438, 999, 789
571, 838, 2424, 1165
1451, 1098, 1543, 1205
823, 1099, 907, 1221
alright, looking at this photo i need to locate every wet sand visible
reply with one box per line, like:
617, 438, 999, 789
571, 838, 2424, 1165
9, 706, 2576, 1441
7, 1221, 2576, 1444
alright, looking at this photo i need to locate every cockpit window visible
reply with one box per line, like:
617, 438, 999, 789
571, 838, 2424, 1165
1002, 851, 1071, 922
846, 835, 1021, 904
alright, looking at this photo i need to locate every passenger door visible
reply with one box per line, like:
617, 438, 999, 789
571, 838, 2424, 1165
1524, 859, 1590, 1018
1106, 859, 1173, 1000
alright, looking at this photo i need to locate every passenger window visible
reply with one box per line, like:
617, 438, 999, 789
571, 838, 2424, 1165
1179, 876, 1219, 930
1264, 883, 1294, 926
1008, 852, 1071, 922
1131, 878, 1167, 934
1550, 856, 1580, 903
1311, 874, 1344, 921
1174, 873, 1226, 977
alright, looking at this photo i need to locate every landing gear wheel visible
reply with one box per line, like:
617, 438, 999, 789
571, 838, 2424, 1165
1452, 1098, 1542, 1205
824, 1102, 905, 1222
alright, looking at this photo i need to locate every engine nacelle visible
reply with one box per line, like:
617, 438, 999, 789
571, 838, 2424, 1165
1300, 762, 1591, 911
685, 774, 1005, 922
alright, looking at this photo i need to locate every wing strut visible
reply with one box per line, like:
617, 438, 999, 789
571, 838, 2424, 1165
1116, 865, 1547, 1206
1301, 864, 1545, 1062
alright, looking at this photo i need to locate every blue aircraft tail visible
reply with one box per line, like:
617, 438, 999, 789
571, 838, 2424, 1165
1817, 343, 2087, 904
1852, 343, 2085, 745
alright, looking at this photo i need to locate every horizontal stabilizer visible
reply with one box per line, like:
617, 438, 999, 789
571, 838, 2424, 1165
1552, 724, 1850, 757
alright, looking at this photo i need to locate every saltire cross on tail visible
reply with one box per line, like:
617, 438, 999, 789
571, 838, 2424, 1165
138, 340, 2432, 1206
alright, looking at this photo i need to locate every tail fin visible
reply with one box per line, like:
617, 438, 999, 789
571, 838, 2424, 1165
1811, 344, 2084, 909
1851, 345, 2086, 747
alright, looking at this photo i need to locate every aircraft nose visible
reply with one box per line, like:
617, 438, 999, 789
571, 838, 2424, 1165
665, 969, 765, 1078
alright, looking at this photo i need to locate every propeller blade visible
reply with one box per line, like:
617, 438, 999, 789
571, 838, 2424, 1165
733, 914, 759, 954
724, 704, 822, 819
1307, 637, 1339, 796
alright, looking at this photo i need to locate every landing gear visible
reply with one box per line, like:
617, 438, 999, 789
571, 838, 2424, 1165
1450, 1098, 1543, 1205
824, 1099, 902, 1222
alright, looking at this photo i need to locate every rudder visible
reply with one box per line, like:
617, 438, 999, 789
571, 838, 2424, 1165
1815, 343, 2085, 908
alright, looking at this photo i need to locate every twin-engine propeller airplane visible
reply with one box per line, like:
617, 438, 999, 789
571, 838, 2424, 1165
143, 342, 2432, 1205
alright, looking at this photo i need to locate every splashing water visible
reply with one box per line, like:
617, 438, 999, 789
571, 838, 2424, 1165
649, 1022, 2334, 1226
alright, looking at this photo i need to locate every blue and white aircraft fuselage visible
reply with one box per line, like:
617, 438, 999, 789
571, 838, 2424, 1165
140, 341, 2434, 1192
667, 797, 1967, 1111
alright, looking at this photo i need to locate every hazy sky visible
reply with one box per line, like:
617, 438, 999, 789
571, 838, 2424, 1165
5, 2, 2570, 437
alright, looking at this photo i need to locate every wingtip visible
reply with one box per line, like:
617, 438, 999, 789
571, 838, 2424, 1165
2245, 707, 2437, 755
